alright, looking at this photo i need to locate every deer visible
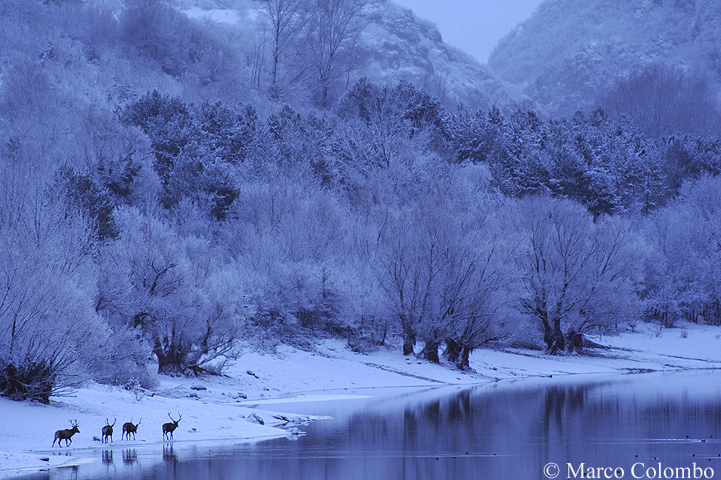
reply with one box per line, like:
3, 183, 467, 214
101, 418, 116, 444
122, 418, 142, 441
162, 412, 181, 441
53, 420, 80, 447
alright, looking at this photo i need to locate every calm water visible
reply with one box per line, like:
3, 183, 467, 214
24, 372, 721, 480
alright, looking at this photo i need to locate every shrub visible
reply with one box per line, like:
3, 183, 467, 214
0, 360, 55, 404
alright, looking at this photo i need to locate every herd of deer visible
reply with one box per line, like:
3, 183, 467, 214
52, 413, 182, 447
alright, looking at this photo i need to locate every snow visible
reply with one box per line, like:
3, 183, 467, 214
182, 7, 241, 25
2, 321, 721, 478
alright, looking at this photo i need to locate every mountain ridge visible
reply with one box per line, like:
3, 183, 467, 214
353, 0, 529, 111
488, 0, 721, 117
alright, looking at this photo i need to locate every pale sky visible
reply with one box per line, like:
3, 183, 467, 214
391, 0, 544, 63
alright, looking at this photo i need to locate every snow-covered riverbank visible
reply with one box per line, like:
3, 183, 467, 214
2, 322, 721, 478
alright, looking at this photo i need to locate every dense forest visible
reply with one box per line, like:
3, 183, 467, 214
2, 0, 721, 403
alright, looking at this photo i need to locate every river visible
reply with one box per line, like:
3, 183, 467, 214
23, 371, 721, 480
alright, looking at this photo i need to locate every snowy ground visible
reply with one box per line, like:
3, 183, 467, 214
2, 321, 721, 478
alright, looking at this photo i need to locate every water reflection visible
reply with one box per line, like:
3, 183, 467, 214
100, 450, 115, 476
18, 372, 721, 480
100, 450, 113, 466
247, 373, 721, 480
162, 444, 176, 464
121, 449, 137, 466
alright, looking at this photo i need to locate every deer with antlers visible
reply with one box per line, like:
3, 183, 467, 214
101, 418, 116, 444
53, 420, 80, 447
162, 413, 181, 441
122, 418, 142, 440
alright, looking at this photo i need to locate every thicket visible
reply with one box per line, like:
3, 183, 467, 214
1, 0, 721, 402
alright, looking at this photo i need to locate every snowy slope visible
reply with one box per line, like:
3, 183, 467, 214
488, 0, 721, 116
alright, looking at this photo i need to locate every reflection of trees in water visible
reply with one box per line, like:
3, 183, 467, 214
403, 408, 417, 449
511, 378, 721, 455
397, 382, 609, 459
97, 375, 721, 480
541, 384, 586, 434
446, 389, 471, 423
396, 389, 478, 454
336, 389, 480, 455
341, 380, 721, 462
637, 393, 721, 441
345, 414, 392, 450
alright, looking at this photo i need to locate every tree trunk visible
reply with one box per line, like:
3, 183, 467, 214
565, 328, 583, 353
400, 314, 416, 355
402, 330, 416, 356
154, 340, 187, 375
420, 340, 441, 364
458, 346, 471, 370
543, 317, 565, 354
444, 338, 461, 364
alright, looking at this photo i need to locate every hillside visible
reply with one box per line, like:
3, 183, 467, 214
353, 1, 527, 111
181, 0, 527, 110
488, 0, 721, 118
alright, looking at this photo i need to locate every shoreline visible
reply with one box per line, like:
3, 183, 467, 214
2, 322, 721, 478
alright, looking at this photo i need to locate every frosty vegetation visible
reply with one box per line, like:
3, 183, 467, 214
1, 0, 720, 403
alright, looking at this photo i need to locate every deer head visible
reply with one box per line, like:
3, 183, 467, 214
162, 412, 181, 441
53, 419, 80, 447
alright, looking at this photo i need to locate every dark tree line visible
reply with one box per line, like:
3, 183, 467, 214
450, 106, 721, 217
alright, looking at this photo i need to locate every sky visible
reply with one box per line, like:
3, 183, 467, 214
391, 0, 544, 63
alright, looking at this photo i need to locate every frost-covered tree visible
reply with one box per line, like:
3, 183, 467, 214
375, 207, 438, 356
258, 0, 308, 87
376, 191, 508, 362
599, 65, 721, 137
219, 179, 353, 344
0, 153, 101, 402
516, 196, 640, 353
450, 106, 721, 217
98, 207, 242, 375
427, 220, 506, 369
122, 93, 259, 219
643, 176, 721, 326
333, 79, 447, 177
304, 0, 368, 106
254, 105, 334, 184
